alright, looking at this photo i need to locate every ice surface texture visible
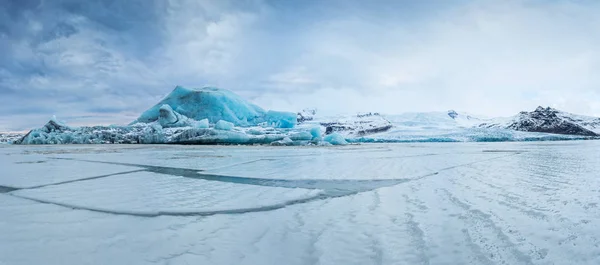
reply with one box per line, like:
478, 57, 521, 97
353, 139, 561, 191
3, 143, 600, 264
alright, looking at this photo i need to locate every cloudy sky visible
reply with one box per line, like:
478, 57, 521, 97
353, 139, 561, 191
1, 0, 600, 131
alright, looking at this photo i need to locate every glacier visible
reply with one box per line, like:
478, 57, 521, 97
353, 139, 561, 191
10, 86, 600, 145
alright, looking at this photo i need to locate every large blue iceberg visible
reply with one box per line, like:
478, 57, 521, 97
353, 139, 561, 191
133, 86, 296, 128
14, 86, 336, 145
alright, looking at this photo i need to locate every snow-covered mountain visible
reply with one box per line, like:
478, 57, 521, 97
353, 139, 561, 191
299, 112, 393, 137
385, 110, 487, 129
479, 106, 600, 136
0, 132, 25, 144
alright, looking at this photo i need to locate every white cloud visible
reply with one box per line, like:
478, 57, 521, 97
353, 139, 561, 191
252, 0, 600, 117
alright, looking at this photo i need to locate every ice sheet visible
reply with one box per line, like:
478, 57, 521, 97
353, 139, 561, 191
0, 147, 140, 188
12, 171, 323, 216
202, 150, 510, 180
6, 145, 267, 171
2, 142, 600, 265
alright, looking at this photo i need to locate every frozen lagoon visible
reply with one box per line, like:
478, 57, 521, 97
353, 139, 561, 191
1, 142, 600, 265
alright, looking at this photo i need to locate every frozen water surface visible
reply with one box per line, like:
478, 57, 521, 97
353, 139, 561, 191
1, 142, 600, 264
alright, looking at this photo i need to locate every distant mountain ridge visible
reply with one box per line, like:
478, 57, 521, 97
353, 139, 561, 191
478, 106, 600, 136
6, 85, 600, 145
300, 107, 600, 138
0, 132, 25, 144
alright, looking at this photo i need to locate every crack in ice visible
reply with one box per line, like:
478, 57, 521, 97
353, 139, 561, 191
11, 153, 523, 217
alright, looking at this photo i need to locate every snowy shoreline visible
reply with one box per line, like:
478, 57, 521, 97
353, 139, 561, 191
6, 86, 600, 145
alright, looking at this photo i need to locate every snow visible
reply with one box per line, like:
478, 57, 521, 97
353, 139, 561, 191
352, 127, 591, 143
0, 132, 24, 144
478, 107, 600, 136
215, 120, 234, 131
556, 111, 600, 134
385, 110, 486, 129
2, 142, 600, 265
297, 108, 316, 123
306, 112, 393, 137
14, 108, 598, 146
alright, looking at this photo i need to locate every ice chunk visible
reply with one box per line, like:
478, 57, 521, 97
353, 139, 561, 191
158, 105, 193, 128
170, 128, 251, 144
289, 132, 312, 141
310, 127, 322, 139
159, 105, 178, 124
270, 137, 294, 146
323, 133, 348, 145
246, 128, 266, 135
215, 120, 234, 131
265, 110, 297, 128
15, 120, 167, 144
196, 118, 209, 129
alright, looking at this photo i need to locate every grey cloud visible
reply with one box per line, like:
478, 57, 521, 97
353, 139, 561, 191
2, 0, 600, 131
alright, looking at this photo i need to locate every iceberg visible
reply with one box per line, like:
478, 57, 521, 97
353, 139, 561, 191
323, 133, 348, 145
158, 105, 193, 128
265, 110, 297, 129
215, 120, 234, 131
289, 132, 313, 141
12, 86, 334, 146
309, 127, 322, 140
15, 121, 167, 145
196, 119, 209, 129
132, 86, 297, 129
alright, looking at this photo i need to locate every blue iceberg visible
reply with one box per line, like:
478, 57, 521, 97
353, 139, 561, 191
215, 120, 234, 131
323, 133, 348, 145
133, 86, 297, 129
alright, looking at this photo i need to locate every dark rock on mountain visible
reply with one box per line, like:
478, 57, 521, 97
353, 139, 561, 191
505, 106, 598, 136
297, 109, 316, 124
321, 113, 392, 136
